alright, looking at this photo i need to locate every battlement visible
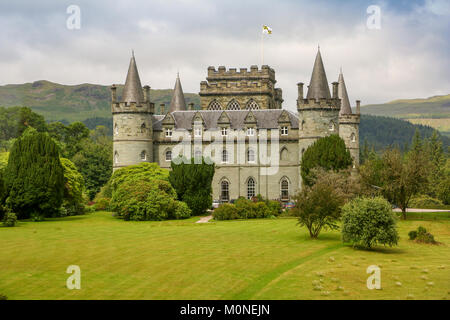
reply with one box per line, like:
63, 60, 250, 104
200, 79, 273, 91
207, 65, 276, 82
297, 98, 341, 110
111, 101, 154, 114
339, 113, 360, 124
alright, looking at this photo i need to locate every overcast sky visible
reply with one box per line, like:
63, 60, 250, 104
0, 0, 449, 111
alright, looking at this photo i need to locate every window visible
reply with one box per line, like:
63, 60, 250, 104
227, 99, 240, 110
194, 127, 202, 137
194, 149, 202, 158
246, 99, 260, 110
221, 127, 228, 136
222, 149, 228, 163
247, 178, 255, 199
114, 123, 119, 135
281, 179, 289, 201
280, 147, 288, 161
328, 121, 335, 131
208, 100, 222, 110
280, 126, 288, 135
114, 151, 119, 164
140, 150, 147, 161
247, 127, 255, 136
165, 150, 172, 161
165, 128, 172, 137
141, 123, 146, 133
351, 133, 356, 142
221, 180, 229, 202
247, 148, 255, 163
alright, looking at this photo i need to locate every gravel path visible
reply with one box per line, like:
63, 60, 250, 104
393, 208, 450, 212
196, 215, 213, 223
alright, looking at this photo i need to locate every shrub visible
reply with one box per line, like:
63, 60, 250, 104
60, 158, 85, 216
341, 197, 399, 249
408, 230, 418, 240
3, 210, 17, 227
94, 197, 110, 211
4, 128, 64, 219
110, 179, 191, 221
266, 200, 282, 216
213, 203, 239, 220
409, 226, 437, 244
110, 162, 169, 191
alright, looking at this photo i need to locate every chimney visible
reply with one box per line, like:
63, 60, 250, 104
356, 100, 361, 114
332, 82, 339, 99
188, 103, 194, 111
297, 82, 304, 100
143, 85, 150, 103
110, 84, 117, 103
160, 103, 165, 114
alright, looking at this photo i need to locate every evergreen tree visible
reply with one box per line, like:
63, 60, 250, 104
4, 127, 64, 219
301, 135, 353, 186
169, 156, 215, 216
425, 131, 445, 198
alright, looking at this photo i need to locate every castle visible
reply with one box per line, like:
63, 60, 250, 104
111, 49, 360, 203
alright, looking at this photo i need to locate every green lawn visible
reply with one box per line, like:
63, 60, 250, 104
0, 212, 449, 300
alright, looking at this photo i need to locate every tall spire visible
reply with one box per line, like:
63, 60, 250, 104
338, 70, 352, 115
122, 52, 144, 103
306, 48, 331, 100
169, 73, 186, 112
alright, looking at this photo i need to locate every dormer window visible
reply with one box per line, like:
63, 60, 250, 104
221, 127, 228, 136
165, 128, 172, 137
247, 127, 255, 136
280, 126, 288, 135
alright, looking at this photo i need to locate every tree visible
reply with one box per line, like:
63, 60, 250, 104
4, 128, 64, 219
341, 197, 399, 249
0, 168, 6, 220
424, 131, 445, 199
71, 126, 112, 199
17, 107, 47, 136
60, 158, 85, 215
291, 173, 345, 239
169, 156, 215, 216
301, 135, 353, 186
360, 147, 429, 219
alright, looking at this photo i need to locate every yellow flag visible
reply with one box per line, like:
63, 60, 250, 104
262, 25, 272, 34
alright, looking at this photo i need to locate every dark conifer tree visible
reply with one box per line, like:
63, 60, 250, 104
4, 127, 64, 219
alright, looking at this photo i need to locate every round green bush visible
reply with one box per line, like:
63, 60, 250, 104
94, 197, 110, 211
341, 197, 399, 249
408, 230, 418, 240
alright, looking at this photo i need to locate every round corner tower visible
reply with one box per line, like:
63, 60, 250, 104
297, 48, 341, 185
337, 70, 360, 169
111, 53, 154, 171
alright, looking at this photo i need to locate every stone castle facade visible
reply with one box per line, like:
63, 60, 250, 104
111, 49, 360, 202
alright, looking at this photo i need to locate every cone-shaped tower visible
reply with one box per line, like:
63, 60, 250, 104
306, 48, 331, 100
122, 52, 144, 103
169, 73, 187, 112
111, 52, 154, 171
338, 70, 352, 115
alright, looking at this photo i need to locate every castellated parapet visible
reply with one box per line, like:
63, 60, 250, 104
199, 65, 283, 110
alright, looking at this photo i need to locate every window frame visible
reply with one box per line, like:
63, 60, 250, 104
165, 150, 172, 162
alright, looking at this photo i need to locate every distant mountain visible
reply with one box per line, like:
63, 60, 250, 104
0, 80, 200, 123
360, 94, 450, 137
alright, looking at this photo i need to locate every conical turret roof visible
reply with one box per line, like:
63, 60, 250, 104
338, 70, 352, 115
122, 52, 144, 103
306, 48, 331, 100
169, 73, 186, 112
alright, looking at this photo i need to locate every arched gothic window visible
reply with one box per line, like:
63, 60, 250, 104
165, 150, 172, 161
141, 123, 146, 133
350, 133, 356, 142
140, 150, 147, 161
280, 178, 289, 201
227, 99, 240, 110
328, 121, 335, 131
280, 147, 288, 161
246, 99, 260, 110
208, 100, 222, 110
247, 178, 256, 199
221, 180, 229, 202
114, 151, 119, 164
